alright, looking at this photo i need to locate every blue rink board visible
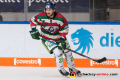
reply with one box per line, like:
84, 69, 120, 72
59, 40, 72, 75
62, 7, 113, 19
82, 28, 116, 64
0, 21, 120, 25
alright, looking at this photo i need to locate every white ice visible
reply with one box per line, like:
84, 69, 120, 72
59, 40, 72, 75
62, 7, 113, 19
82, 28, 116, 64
0, 67, 119, 80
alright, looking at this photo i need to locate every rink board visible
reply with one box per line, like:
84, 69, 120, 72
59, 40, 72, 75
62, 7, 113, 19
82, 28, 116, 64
0, 22, 120, 68
0, 57, 120, 68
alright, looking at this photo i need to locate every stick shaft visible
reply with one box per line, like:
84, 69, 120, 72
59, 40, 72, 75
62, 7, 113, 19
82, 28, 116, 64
40, 37, 106, 63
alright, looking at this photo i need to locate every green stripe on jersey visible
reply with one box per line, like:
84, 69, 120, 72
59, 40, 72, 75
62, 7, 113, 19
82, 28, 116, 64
37, 16, 49, 19
53, 17, 64, 23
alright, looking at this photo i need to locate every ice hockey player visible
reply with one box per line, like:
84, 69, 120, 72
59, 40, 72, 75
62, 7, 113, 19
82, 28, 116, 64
29, 1, 81, 77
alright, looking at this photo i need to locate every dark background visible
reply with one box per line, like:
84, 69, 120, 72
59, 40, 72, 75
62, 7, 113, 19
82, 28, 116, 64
0, 0, 89, 12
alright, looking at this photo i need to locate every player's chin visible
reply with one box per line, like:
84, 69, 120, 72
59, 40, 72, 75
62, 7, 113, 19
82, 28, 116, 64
46, 14, 51, 17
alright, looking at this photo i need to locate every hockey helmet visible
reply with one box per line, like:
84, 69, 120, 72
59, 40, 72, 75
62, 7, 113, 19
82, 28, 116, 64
45, 2, 56, 9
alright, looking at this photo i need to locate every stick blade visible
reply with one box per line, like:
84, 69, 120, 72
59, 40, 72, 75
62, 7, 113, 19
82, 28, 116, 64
97, 57, 107, 63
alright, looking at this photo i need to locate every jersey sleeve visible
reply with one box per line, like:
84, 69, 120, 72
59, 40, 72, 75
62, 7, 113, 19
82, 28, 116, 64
30, 15, 58, 28
30, 16, 38, 29
59, 17, 69, 39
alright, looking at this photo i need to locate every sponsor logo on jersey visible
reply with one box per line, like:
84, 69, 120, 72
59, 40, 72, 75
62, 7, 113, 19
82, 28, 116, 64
90, 59, 118, 67
14, 58, 41, 66
71, 28, 94, 54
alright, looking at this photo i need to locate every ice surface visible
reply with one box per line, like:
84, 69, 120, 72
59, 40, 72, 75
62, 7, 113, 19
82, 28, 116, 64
0, 67, 119, 80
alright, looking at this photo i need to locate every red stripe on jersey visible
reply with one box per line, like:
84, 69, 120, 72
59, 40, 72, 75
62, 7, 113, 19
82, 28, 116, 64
30, 23, 36, 27
41, 27, 51, 33
30, 19, 35, 24
59, 23, 67, 29
55, 12, 66, 19
53, 29, 59, 34
30, 19, 37, 28
30, 19, 32, 23
59, 33, 68, 38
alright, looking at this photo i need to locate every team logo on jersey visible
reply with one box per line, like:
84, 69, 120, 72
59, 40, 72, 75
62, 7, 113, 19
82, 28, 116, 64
71, 28, 94, 54
69, 71, 76, 78
47, 27, 54, 32
45, 26, 59, 33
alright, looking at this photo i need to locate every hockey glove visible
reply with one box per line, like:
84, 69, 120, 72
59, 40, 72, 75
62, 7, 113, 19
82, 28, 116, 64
57, 37, 66, 50
29, 29, 40, 40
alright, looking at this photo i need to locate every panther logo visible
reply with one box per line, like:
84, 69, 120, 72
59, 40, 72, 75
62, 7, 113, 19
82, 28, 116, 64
71, 28, 94, 54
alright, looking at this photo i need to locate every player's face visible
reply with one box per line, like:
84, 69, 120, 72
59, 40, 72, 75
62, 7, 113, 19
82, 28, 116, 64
46, 8, 55, 17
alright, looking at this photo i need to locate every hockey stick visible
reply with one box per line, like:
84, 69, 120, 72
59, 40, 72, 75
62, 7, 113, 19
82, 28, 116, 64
40, 37, 107, 63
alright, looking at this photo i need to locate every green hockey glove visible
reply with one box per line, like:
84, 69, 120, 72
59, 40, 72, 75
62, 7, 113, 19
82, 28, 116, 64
57, 37, 66, 50
29, 29, 40, 40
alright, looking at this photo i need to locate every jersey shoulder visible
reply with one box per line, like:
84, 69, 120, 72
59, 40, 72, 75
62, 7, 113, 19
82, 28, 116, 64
56, 12, 66, 20
30, 12, 47, 23
55, 12, 68, 25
